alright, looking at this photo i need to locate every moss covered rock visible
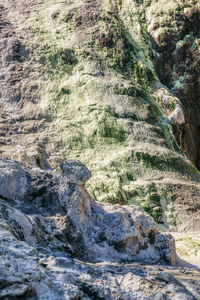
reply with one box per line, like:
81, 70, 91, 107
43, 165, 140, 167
1, 0, 200, 231
29, 0, 200, 230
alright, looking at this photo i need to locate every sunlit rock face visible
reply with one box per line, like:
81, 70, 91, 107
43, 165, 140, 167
0, 158, 176, 264
0, 0, 200, 231
0, 1, 200, 298
1, 158, 199, 300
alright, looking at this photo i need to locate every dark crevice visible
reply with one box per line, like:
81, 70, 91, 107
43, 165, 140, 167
150, 8, 200, 170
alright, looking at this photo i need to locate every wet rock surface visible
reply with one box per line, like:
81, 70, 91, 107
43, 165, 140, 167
0, 158, 199, 299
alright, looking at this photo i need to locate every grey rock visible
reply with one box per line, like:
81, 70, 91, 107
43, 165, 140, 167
60, 159, 92, 185
0, 158, 28, 201
0, 159, 176, 264
0, 158, 199, 299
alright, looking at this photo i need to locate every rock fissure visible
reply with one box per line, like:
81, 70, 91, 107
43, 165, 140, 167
148, 3, 200, 169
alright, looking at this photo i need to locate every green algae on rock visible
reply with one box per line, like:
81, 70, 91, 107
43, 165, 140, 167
26, 0, 200, 230
0, 0, 200, 231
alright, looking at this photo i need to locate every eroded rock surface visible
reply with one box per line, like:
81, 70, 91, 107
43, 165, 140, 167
0, 0, 200, 232
0, 158, 175, 264
0, 158, 199, 299
148, 0, 200, 169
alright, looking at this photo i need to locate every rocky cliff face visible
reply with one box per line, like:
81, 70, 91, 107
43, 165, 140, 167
0, 1, 200, 297
0, 0, 200, 232
0, 158, 199, 299
149, 1, 200, 168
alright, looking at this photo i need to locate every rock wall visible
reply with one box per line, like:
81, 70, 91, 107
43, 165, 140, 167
0, 0, 200, 231
148, 1, 200, 169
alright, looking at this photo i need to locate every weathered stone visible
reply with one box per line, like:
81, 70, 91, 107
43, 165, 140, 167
0, 0, 200, 234
0, 158, 199, 299
0, 158, 174, 264
60, 160, 92, 185
155, 88, 185, 126
0, 0, 200, 298
148, 2, 200, 169
0, 158, 28, 201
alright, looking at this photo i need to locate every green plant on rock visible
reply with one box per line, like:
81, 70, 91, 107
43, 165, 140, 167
60, 48, 78, 65
96, 114, 127, 143
31, 0, 200, 231
140, 184, 164, 223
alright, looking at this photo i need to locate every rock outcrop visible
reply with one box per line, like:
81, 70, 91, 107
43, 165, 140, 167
148, 0, 200, 169
0, 158, 176, 264
0, 158, 199, 299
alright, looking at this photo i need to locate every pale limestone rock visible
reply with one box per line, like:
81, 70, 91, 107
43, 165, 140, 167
154, 88, 185, 125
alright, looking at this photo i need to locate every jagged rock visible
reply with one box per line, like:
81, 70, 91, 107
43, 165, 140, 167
60, 159, 92, 185
0, 219, 83, 300
0, 0, 200, 234
148, 1, 200, 169
0, 158, 199, 299
0, 158, 176, 265
0, 3, 200, 298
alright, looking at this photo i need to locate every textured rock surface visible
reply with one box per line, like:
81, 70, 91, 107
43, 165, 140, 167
0, 158, 176, 264
0, 158, 199, 299
0, 1, 200, 298
60, 159, 92, 184
0, 0, 200, 232
148, 1, 200, 168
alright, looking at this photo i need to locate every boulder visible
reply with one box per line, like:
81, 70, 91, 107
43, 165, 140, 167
60, 159, 92, 185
